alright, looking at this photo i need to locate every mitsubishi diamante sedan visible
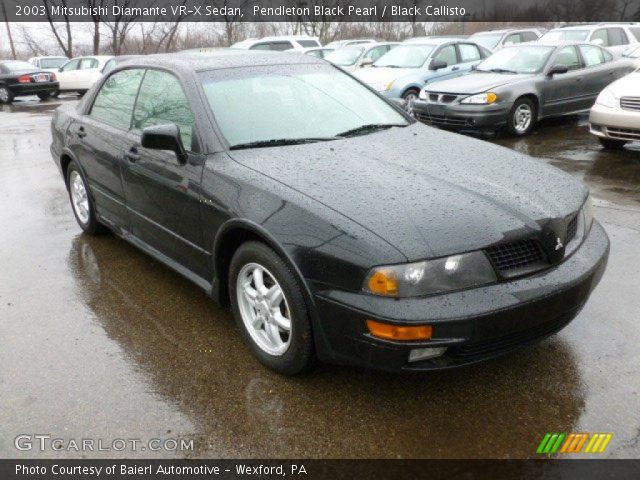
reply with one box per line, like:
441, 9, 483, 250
51, 51, 609, 374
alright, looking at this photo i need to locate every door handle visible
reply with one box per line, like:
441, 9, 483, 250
123, 147, 140, 162
76, 126, 86, 138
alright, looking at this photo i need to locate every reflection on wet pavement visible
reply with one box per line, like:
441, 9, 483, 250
1, 100, 639, 459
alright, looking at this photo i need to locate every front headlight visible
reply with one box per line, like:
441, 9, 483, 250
460, 92, 497, 104
595, 89, 616, 108
363, 251, 497, 297
419, 89, 427, 100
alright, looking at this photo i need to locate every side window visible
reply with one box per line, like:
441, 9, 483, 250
458, 43, 481, 62
555, 46, 582, 71
522, 31, 539, 42
504, 33, 522, 46
364, 46, 387, 62
90, 69, 144, 129
608, 28, 628, 46
579, 45, 605, 67
61, 59, 79, 72
250, 42, 293, 51
629, 27, 640, 42
249, 43, 271, 51
434, 45, 458, 65
591, 29, 609, 46
79, 58, 97, 69
133, 70, 195, 150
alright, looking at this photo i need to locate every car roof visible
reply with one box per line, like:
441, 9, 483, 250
115, 49, 325, 72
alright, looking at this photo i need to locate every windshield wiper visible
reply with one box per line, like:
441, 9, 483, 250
487, 68, 518, 74
336, 123, 406, 138
229, 137, 336, 150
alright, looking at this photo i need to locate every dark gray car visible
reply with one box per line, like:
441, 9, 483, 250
413, 42, 634, 136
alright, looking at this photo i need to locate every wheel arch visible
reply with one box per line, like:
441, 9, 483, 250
211, 219, 315, 312
514, 93, 540, 119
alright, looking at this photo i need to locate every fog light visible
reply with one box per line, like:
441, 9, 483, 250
366, 320, 432, 341
408, 347, 447, 363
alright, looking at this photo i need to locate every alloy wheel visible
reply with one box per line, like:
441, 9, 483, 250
513, 104, 532, 133
69, 171, 90, 224
236, 262, 292, 356
0, 87, 9, 103
403, 92, 418, 117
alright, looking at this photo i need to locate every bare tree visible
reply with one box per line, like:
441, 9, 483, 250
42, 0, 74, 57
2, 1, 17, 59
102, 0, 147, 55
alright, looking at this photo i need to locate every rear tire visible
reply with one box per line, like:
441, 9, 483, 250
51, 90, 60, 98
37, 92, 50, 101
0, 86, 14, 104
507, 97, 536, 136
599, 138, 627, 150
66, 161, 106, 235
229, 241, 313, 375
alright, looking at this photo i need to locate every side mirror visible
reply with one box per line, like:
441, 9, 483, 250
430, 59, 448, 71
360, 57, 374, 67
547, 64, 569, 77
141, 124, 188, 164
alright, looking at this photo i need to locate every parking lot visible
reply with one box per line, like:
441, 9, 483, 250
1, 96, 639, 459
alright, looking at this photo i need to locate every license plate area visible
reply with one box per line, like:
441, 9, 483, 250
34, 74, 49, 82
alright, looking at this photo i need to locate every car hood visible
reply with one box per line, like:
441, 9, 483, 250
425, 71, 535, 94
228, 123, 586, 261
354, 67, 417, 86
607, 71, 640, 96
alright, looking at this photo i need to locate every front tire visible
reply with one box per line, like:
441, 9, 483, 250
66, 161, 106, 235
229, 241, 313, 375
0, 85, 14, 104
402, 88, 420, 117
507, 97, 536, 136
599, 138, 627, 150
37, 91, 50, 101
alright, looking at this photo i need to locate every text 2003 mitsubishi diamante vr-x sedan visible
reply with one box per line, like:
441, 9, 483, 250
50, 51, 609, 374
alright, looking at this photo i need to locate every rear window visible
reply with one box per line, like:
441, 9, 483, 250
298, 40, 320, 48
40, 58, 67, 69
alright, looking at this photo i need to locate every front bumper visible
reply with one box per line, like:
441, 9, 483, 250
313, 221, 609, 371
413, 99, 511, 129
589, 104, 640, 142
9, 82, 59, 97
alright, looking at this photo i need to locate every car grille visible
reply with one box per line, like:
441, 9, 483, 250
427, 93, 459, 104
415, 112, 468, 127
620, 97, 640, 111
566, 214, 578, 243
485, 239, 547, 278
605, 126, 640, 141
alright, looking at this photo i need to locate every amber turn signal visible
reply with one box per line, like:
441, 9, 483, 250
367, 269, 399, 296
366, 320, 432, 341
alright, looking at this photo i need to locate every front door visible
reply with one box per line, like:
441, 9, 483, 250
120, 69, 208, 279
540, 46, 585, 116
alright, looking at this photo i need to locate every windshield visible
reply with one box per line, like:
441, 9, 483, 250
40, 58, 67, 69
477, 45, 555, 73
471, 33, 503, 50
1, 61, 37, 73
540, 30, 589, 42
625, 46, 640, 58
325, 47, 365, 66
200, 64, 409, 148
373, 45, 435, 68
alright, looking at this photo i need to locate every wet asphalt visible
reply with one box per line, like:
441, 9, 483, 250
0, 97, 639, 459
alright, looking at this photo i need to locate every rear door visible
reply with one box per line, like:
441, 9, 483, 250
57, 58, 80, 90
120, 69, 208, 278
578, 44, 616, 105
540, 45, 586, 116
71, 68, 144, 229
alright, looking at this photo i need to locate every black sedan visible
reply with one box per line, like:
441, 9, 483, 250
413, 42, 634, 135
0, 60, 59, 103
50, 51, 609, 374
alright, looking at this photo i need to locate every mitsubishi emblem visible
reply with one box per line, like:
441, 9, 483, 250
555, 237, 564, 251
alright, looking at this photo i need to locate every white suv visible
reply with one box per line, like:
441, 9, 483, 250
540, 24, 640, 57
232, 36, 321, 52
